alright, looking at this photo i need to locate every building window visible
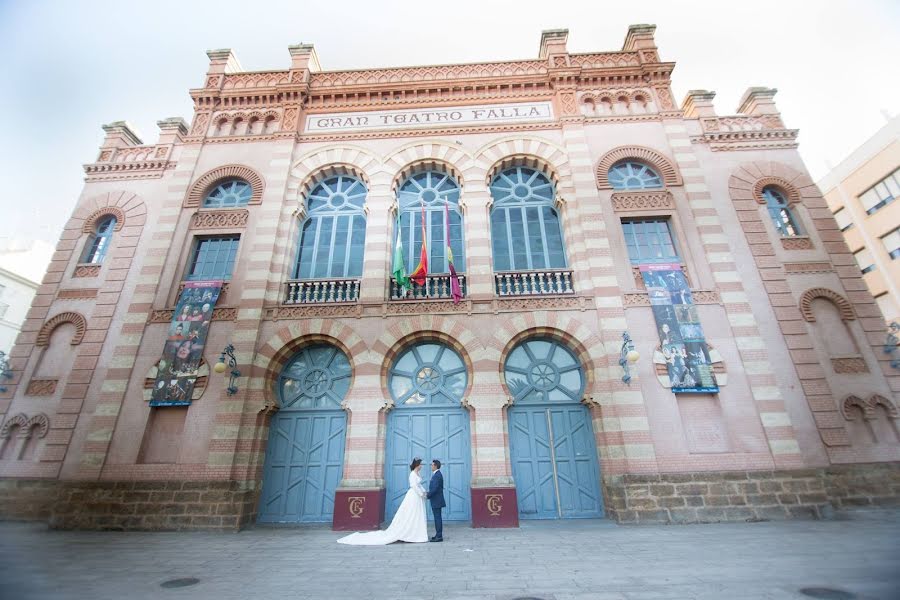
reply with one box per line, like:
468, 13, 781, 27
388, 341, 467, 406
187, 235, 240, 280
278, 344, 352, 410
882, 227, 900, 260
504, 338, 585, 403
489, 166, 566, 271
833, 208, 853, 232
81, 216, 117, 264
621, 218, 680, 264
762, 186, 802, 237
395, 170, 465, 274
859, 167, 900, 215
854, 248, 876, 274
608, 161, 663, 190
294, 175, 367, 279
203, 179, 253, 208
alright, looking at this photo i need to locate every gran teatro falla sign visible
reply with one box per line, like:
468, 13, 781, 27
305, 101, 554, 133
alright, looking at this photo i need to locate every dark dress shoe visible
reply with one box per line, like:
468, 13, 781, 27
430, 537, 443, 542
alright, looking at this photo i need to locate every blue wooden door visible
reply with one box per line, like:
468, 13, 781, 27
509, 404, 603, 519
258, 410, 346, 523
385, 408, 471, 522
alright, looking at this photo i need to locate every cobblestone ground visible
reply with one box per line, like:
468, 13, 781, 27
1, 512, 898, 600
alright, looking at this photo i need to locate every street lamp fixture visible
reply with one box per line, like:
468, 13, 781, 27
215, 344, 241, 395
619, 331, 640, 384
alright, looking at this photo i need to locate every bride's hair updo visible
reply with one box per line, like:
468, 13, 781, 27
409, 457, 422, 471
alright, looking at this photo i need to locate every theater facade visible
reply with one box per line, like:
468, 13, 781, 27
1, 26, 898, 530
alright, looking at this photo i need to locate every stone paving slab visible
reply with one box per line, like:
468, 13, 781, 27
0, 513, 898, 600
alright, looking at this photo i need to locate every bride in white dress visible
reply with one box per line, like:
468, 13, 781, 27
337, 457, 428, 545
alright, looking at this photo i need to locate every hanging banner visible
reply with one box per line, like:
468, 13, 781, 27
640, 264, 719, 394
149, 280, 223, 407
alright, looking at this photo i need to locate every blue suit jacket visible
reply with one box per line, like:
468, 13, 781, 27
426, 469, 446, 509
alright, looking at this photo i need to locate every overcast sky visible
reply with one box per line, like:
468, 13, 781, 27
1, 0, 897, 246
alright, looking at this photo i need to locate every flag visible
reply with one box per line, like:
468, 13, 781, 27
446, 202, 463, 304
392, 213, 411, 295
409, 203, 428, 286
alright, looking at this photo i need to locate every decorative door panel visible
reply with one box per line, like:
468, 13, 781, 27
550, 406, 603, 518
509, 406, 558, 519
258, 411, 346, 523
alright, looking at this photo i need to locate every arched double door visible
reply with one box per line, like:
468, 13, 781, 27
258, 344, 350, 523
385, 341, 471, 522
506, 338, 604, 519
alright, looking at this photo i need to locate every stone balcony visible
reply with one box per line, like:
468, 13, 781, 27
494, 269, 574, 296
283, 278, 360, 304
390, 274, 467, 301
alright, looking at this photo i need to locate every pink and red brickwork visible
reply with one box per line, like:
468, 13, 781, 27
1, 26, 897, 530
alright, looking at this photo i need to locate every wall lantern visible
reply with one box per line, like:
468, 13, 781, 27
0, 351, 11, 393
619, 331, 640, 384
215, 343, 241, 395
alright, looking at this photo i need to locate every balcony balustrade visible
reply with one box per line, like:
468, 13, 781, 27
494, 269, 574, 296
283, 278, 360, 304
390, 273, 467, 301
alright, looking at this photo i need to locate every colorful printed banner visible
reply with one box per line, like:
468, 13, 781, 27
149, 280, 223, 407
640, 264, 719, 394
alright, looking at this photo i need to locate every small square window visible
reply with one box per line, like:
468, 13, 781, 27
621, 218, 680, 264
187, 235, 240, 280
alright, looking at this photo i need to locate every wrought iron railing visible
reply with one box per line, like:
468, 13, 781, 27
390, 274, 467, 301
283, 278, 360, 304
494, 269, 574, 296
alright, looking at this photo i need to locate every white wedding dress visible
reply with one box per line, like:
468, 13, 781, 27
337, 470, 428, 545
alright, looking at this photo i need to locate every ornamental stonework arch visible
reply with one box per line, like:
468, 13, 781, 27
475, 136, 572, 189
595, 145, 681, 189
842, 395, 871, 420
82, 207, 125, 233
799, 288, 856, 322
384, 140, 474, 193
0, 414, 28, 439
870, 394, 899, 419
290, 144, 381, 199
377, 329, 476, 409
255, 320, 368, 411
68, 191, 146, 232
185, 164, 264, 208
728, 161, 820, 207
36, 312, 87, 346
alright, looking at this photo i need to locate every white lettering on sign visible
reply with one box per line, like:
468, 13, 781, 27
305, 102, 554, 132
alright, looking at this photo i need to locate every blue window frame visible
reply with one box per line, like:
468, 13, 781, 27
504, 338, 585, 403
395, 170, 465, 274
621, 218, 680, 264
203, 179, 252, 208
187, 235, 240, 280
489, 166, 566, 271
388, 341, 467, 406
608, 161, 663, 190
859, 167, 900, 215
82, 216, 117, 264
294, 175, 367, 279
278, 344, 352, 410
762, 187, 802, 237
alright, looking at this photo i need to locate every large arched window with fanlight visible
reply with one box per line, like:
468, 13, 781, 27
608, 161, 663, 190
395, 170, 465, 275
203, 178, 253, 208
81, 215, 117, 264
489, 166, 566, 272
293, 175, 368, 280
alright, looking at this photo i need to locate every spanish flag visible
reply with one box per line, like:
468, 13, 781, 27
409, 203, 428, 286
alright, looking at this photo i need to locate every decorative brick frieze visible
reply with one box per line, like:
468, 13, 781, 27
189, 209, 249, 229
830, 357, 869, 374
781, 236, 814, 250
611, 190, 673, 211
25, 379, 58, 396
783, 262, 834, 274
73, 264, 101, 278
185, 165, 264, 208
57, 288, 99, 300
623, 289, 720, 307
148, 307, 237, 324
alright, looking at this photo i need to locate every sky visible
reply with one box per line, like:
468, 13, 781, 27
0, 0, 898, 248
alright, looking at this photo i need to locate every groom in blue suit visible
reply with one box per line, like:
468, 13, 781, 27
426, 459, 445, 542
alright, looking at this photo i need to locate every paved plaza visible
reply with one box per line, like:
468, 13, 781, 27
1, 512, 898, 600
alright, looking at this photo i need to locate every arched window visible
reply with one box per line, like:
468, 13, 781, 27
278, 344, 352, 409
608, 161, 663, 190
489, 166, 565, 271
762, 186, 802, 237
294, 175, 367, 279
395, 170, 465, 274
203, 178, 253, 208
81, 216, 116, 264
504, 338, 585, 404
389, 341, 467, 406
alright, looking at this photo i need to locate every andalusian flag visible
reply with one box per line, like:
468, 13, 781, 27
446, 202, 463, 304
392, 213, 411, 294
409, 203, 428, 286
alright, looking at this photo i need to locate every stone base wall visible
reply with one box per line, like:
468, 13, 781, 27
0, 480, 259, 531
604, 463, 900, 524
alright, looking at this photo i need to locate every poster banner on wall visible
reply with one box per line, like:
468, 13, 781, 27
149, 280, 223, 407
639, 264, 719, 394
